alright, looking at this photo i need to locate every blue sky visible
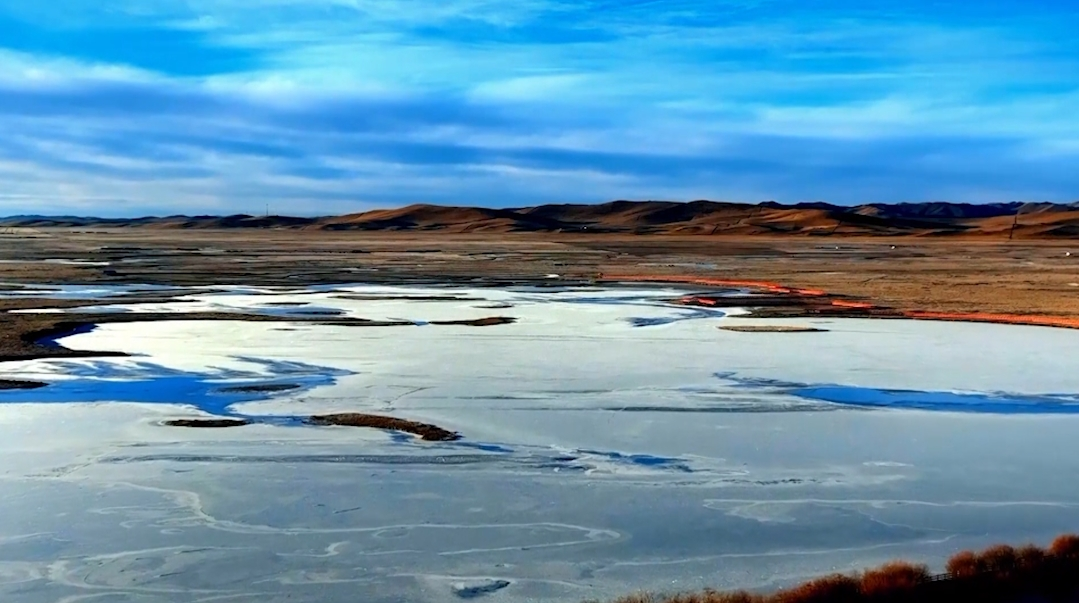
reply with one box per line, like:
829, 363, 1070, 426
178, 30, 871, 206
1, 0, 1077, 216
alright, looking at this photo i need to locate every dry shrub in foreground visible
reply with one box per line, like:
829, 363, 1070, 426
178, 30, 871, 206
772, 575, 860, 603
978, 545, 1019, 578
1016, 545, 1046, 571
858, 562, 929, 597
944, 550, 981, 578
606, 590, 763, 603
1050, 534, 1079, 559
600, 534, 1079, 603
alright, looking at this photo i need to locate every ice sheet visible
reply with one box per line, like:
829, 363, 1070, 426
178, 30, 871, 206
3, 285, 1079, 603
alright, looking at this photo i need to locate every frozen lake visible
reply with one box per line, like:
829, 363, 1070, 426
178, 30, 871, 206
3, 284, 1079, 603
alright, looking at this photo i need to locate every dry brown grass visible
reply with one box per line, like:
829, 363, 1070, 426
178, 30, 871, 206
4, 231, 1079, 321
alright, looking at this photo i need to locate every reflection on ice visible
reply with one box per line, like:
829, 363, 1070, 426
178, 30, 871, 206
0, 357, 350, 420
716, 373, 1079, 414
789, 385, 1079, 414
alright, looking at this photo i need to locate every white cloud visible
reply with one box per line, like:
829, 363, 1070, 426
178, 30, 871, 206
1, 0, 1079, 213
469, 73, 591, 102
0, 50, 158, 86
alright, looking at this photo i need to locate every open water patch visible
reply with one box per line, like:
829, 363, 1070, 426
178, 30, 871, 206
714, 372, 1079, 414
576, 449, 693, 472
512, 290, 730, 327
626, 307, 726, 327
790, 385, 1079, 414
0, 357, 351, 422
247, 305, 346, 318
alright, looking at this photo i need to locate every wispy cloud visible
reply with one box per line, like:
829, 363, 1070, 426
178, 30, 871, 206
0, 0, 1077, 215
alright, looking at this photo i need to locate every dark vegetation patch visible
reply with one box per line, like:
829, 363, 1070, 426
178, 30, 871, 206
718, 325, 828, 333
333, 294, 484, 301
306, 413, 461, 441
595, 534, 1079, 603
218, 383, 302, 394
430, 316, 516, 327
0, 295, 196, 312
0, 379, 47, 390
273, 308, 345, 316
453, 579, 512, 599
164, 418, 250, 428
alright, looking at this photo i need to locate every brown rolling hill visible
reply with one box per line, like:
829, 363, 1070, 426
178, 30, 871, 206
3, 200, 1079, 237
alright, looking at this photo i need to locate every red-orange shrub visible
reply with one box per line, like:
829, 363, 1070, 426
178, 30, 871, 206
979, 545, 1019, 577
772, 574, 860, 603
1015, 545, 1046, 571
1049, 534, 1079, 559
704, 592, 762, 603
600, 532, 1079, 603
859, 561, 929, 595
610, 594, 660, 603
946, 550, 982, 578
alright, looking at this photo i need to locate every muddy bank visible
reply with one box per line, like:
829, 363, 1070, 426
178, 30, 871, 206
0, 294, 198, 312
904, 310, 1079, 329
307, 413, 461, 441
1, 305, 519, 362
644, 276, 1079, 330
3, 312, 329, 362
600, 274, 828, 297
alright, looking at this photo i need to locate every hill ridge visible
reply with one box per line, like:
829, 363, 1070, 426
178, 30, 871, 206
4, 200, 1079, 237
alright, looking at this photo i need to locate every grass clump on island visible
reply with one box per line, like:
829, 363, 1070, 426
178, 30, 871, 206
307, 413, 461, 441
718, 325, 828, 333
596, 534, 1079, 603
164, 418, 251, 428
164, 412, 461, 441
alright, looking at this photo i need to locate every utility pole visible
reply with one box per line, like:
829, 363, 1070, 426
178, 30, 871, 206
1008, 207, 1021, 240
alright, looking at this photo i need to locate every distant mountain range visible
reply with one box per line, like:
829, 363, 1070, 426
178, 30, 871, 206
4, 200, 1079, 237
